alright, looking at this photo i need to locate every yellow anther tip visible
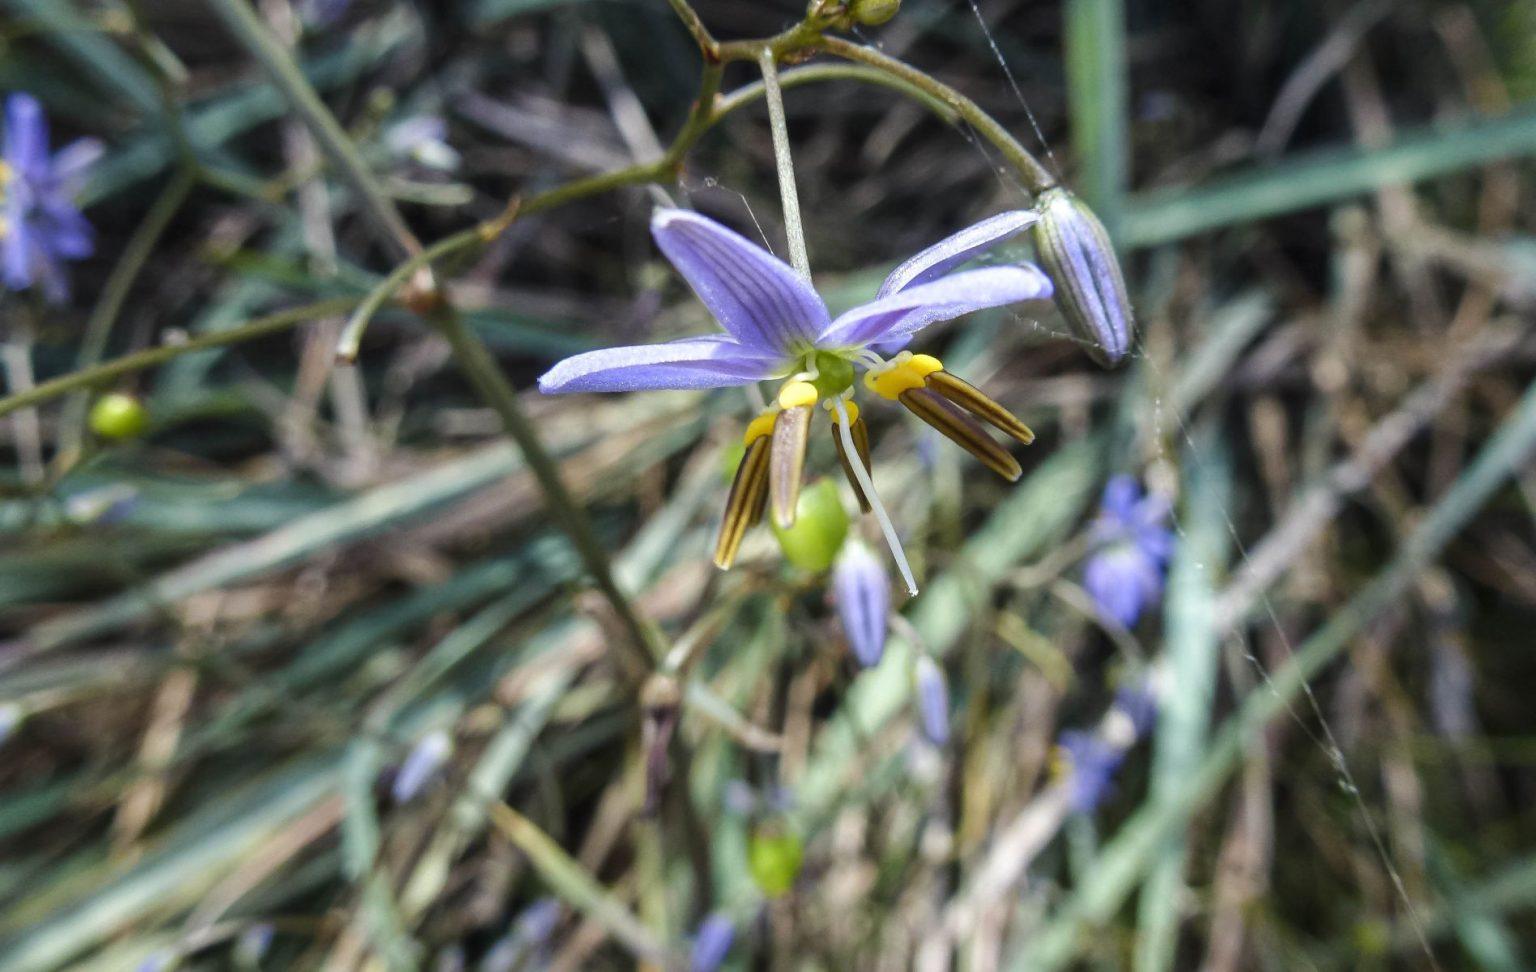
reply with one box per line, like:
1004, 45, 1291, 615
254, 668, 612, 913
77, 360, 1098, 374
829, 400, 860, 425
867, 354, 946, 401
909, 354, 944, 377
777, 381, 819, 410
743, 411, 778, 445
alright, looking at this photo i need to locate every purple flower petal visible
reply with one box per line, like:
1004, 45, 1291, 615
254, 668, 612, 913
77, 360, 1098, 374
49, 137, 103, 194
651, 208, 829, 355
538, 336, 783, 394
818, 265, 1053, 349
1084, 546, 1162, 628
877, 210, 1039, 298
3, 214, 32, 290
833, 542, 889, 668
5, 94, 48, 176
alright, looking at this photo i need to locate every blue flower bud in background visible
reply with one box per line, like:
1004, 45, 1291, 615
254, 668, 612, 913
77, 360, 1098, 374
914, 655, 950, 746
1031, 187, 1134, 367
391, 729, 452, 804
833, 540, 890, 667
690, 912, 736, 972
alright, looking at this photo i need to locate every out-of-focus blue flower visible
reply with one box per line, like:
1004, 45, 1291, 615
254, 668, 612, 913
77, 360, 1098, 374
1082, 475, 1174, 628
385, 116, 460, 172
391, 729, 452, 804
833, 540, 889, 667
690, 912, 736, 972
1055, 729, 1126, 814
914, 655, 950, 746
2, 93, 100, 303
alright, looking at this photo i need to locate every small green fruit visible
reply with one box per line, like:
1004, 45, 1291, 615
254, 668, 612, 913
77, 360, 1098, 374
851, 0, 900, 25
748, 828, 804, 897
771, 478, 849, 573
89, 393, 149, 441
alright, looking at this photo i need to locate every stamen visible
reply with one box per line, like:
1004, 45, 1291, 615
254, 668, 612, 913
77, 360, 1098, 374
770, 401, 813, 527
925, 371, 1035, 444
828, 399, 872, 512
715, 436, 772, 569
831, 398, 917, 596
899, 387, 1022, 481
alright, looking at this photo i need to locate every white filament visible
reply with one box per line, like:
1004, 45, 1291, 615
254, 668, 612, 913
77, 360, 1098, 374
831, 397, 917, 596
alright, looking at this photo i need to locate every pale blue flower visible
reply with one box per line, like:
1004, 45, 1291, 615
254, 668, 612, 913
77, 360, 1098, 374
540, 208, 1050, 592
1083, 475, 1174, 627
833, 540, 889, 667
2, 93, 100, 303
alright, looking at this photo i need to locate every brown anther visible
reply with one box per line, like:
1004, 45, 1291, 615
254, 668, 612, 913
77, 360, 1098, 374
831, 416, 874, 512
770, 405, 813, 528
899, 387, 1021, 481
925, 370, 1035, 445
714, 436, 771, 569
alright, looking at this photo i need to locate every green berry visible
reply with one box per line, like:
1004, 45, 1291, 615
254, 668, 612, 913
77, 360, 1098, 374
771, 478, 849, 573
89, 393, 149, 441
748, 828, 804, 897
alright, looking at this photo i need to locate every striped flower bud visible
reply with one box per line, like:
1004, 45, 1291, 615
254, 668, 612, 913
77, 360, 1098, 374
1031, 187, 1133, 367
833, 541, 890, 668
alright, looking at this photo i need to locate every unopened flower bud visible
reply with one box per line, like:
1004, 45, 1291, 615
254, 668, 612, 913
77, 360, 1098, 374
832, 541, 889, 668
771, 478, 849, 573
914, 655, 950, 746
852, 0, 900, 25
1031, 187, 1133, 367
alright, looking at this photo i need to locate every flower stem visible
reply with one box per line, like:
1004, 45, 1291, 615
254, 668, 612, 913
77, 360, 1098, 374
428, 306, 664, 672
759, 47, 812, 282
57, 164, 196, 464
0, 298, 359, 420
815, 36, 1059, 195
200, 0, 421, 259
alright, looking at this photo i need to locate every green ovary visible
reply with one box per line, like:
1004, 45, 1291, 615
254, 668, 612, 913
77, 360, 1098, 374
807, 350, 855, 399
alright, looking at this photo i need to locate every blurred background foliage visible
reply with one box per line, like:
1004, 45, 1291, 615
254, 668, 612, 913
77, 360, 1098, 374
2, 0, 1536, 969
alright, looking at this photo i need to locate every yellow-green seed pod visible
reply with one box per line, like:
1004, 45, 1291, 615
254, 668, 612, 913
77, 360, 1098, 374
770, 478, 849, 573
89, 393, 149, 441
748, 827, 805, 898
852, 0, 900, 24
1031, 187, 1133, 367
